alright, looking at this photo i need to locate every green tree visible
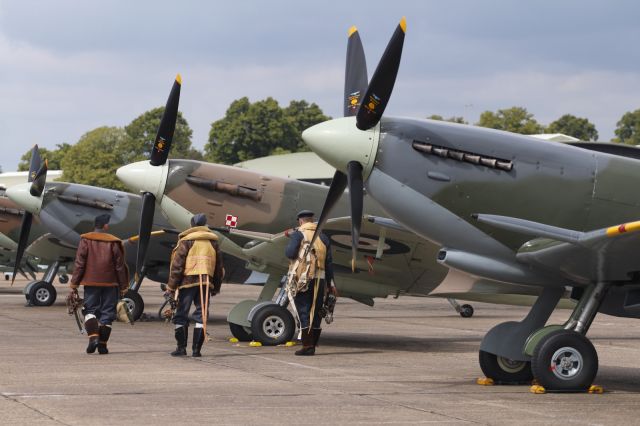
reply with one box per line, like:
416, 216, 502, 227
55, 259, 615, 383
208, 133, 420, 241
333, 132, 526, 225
547, 114, 598, 141
476, 106, 544, 134
60, 127, 132, 191
205, 97, 330, 164
427, 114, 468, 124
122, 107, 202, 163
18, 143, 72, 171
612, 109, 640, 145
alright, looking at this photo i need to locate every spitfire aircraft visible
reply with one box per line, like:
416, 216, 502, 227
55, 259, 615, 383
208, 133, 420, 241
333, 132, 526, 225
0, 154, 76, 305
5, 146, 266, 319
301, 17, 640, 392
115, 75, 583, 347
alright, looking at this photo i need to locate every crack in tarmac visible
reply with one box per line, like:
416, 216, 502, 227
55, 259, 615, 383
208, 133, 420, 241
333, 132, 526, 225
1, 392, 71, 425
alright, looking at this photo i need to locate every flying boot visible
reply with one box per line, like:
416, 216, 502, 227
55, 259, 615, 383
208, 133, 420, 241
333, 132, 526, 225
98, 325, 112, 355
312, 328, 322, 347
85, 316, 100, 354
295, 328, 315, 356
192, 327, 205, 357
171, 325, 188, 356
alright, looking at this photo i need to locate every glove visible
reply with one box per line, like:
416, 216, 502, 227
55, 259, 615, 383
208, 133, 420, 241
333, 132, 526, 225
120, 288, 128, 298
328, 281, 339, 297
164, 288, 175, 298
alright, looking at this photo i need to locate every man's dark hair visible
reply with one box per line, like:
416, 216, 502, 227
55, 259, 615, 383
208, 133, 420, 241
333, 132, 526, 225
95, 214, 111, 229
191, 213, 207, 227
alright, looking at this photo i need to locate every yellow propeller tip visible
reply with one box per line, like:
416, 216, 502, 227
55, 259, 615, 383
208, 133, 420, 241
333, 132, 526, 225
44, 159, 48, 167
175, 73, 182, 85
351, 258, 356, 273
348, 25, 358, 37
399, 17, 407, 33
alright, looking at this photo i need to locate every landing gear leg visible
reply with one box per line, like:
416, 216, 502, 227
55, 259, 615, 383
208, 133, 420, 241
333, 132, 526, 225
527, 281, 610, 391
447, 298, 474, 318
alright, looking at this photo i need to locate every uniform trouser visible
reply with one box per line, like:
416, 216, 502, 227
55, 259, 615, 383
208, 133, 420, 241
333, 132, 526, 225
84, 286, 119, 325
294, 279, 325, 330
173, 286, 205, 326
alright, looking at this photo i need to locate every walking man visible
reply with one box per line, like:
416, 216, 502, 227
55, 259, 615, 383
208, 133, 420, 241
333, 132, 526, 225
69, 214, 129, 354
285, 210, 337, 356
166, 213, 224, 357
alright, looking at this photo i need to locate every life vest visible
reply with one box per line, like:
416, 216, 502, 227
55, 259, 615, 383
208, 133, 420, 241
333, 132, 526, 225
173, 226, 218, 277
289, 222, 327, 292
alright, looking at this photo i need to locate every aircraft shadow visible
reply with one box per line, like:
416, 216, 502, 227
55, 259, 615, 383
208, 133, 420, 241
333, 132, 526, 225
320, 332, 480, 354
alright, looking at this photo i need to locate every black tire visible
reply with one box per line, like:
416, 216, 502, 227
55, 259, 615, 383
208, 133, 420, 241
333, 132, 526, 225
229, 322, 253, 342
460, 304, 474, 318
479, 350, 534, 384
122, 290, 145, 321
23, 281, 37, 301
531, 330, 598, 392
58, 274, 69, 284
29, 281, 57, 307
250, 305, 295, 346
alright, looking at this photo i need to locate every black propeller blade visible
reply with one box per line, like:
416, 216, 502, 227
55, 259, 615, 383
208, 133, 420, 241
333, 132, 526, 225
12, 145, 42, 285
150, 75, 182, 166
310, 19, 406, 272
308, 170, 348, 248
135, 192, 156, 282
135, 74, 182, 282
344, 26, 368, 117
30, 159, 48, 197
346, 161, 363, 271
356, 17, 406, 130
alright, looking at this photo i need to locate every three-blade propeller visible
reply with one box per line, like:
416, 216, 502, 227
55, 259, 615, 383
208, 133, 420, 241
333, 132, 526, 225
308, 18, 406, 271
135, 74, 182, 283
12, 145, 47, 284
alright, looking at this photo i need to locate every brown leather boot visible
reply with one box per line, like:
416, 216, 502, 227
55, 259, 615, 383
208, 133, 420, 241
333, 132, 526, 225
85, 317, 99, 354
295, 328, 315, 356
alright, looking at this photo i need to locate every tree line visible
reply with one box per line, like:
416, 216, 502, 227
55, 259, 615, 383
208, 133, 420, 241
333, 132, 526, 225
18, 101, 640, 190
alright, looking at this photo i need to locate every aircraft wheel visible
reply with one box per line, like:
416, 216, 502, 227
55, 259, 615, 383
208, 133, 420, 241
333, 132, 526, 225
58, 274, 69, 284
459, 304, 474, 318
531, 330, 598, 392
479, 350, 533, 384
229, 322, 253, 342
29, 281, 57, 307
250, 305, 295, 346
121, 290, 145, 321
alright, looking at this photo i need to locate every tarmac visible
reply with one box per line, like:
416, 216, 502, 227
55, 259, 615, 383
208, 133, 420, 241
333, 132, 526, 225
1, 277, 640, 425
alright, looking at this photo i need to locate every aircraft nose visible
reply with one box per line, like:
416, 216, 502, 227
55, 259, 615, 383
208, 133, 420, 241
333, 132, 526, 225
116, 161, 168, 199
6, 182, 44, 214
302, 116, 380, 178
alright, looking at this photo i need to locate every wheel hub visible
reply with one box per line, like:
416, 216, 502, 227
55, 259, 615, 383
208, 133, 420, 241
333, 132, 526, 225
497, 356, 527, 373
122, 298, 135, 313
550, 346, 583, 380
262, 315, 285, 338
35, 287, 50, 302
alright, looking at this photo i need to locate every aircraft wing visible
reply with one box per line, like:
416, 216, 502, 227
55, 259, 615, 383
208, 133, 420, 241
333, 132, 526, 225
475, 214, 640, 284
25, 233, 77, 262
236, 216, 450, 302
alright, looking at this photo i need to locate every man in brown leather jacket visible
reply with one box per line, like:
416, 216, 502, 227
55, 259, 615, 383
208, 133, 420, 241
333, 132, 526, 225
165, 213, 224, 357
69, 214, 129, 354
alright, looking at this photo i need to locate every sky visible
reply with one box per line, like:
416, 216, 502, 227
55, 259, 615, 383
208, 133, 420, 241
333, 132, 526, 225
1, 0, 639, 171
